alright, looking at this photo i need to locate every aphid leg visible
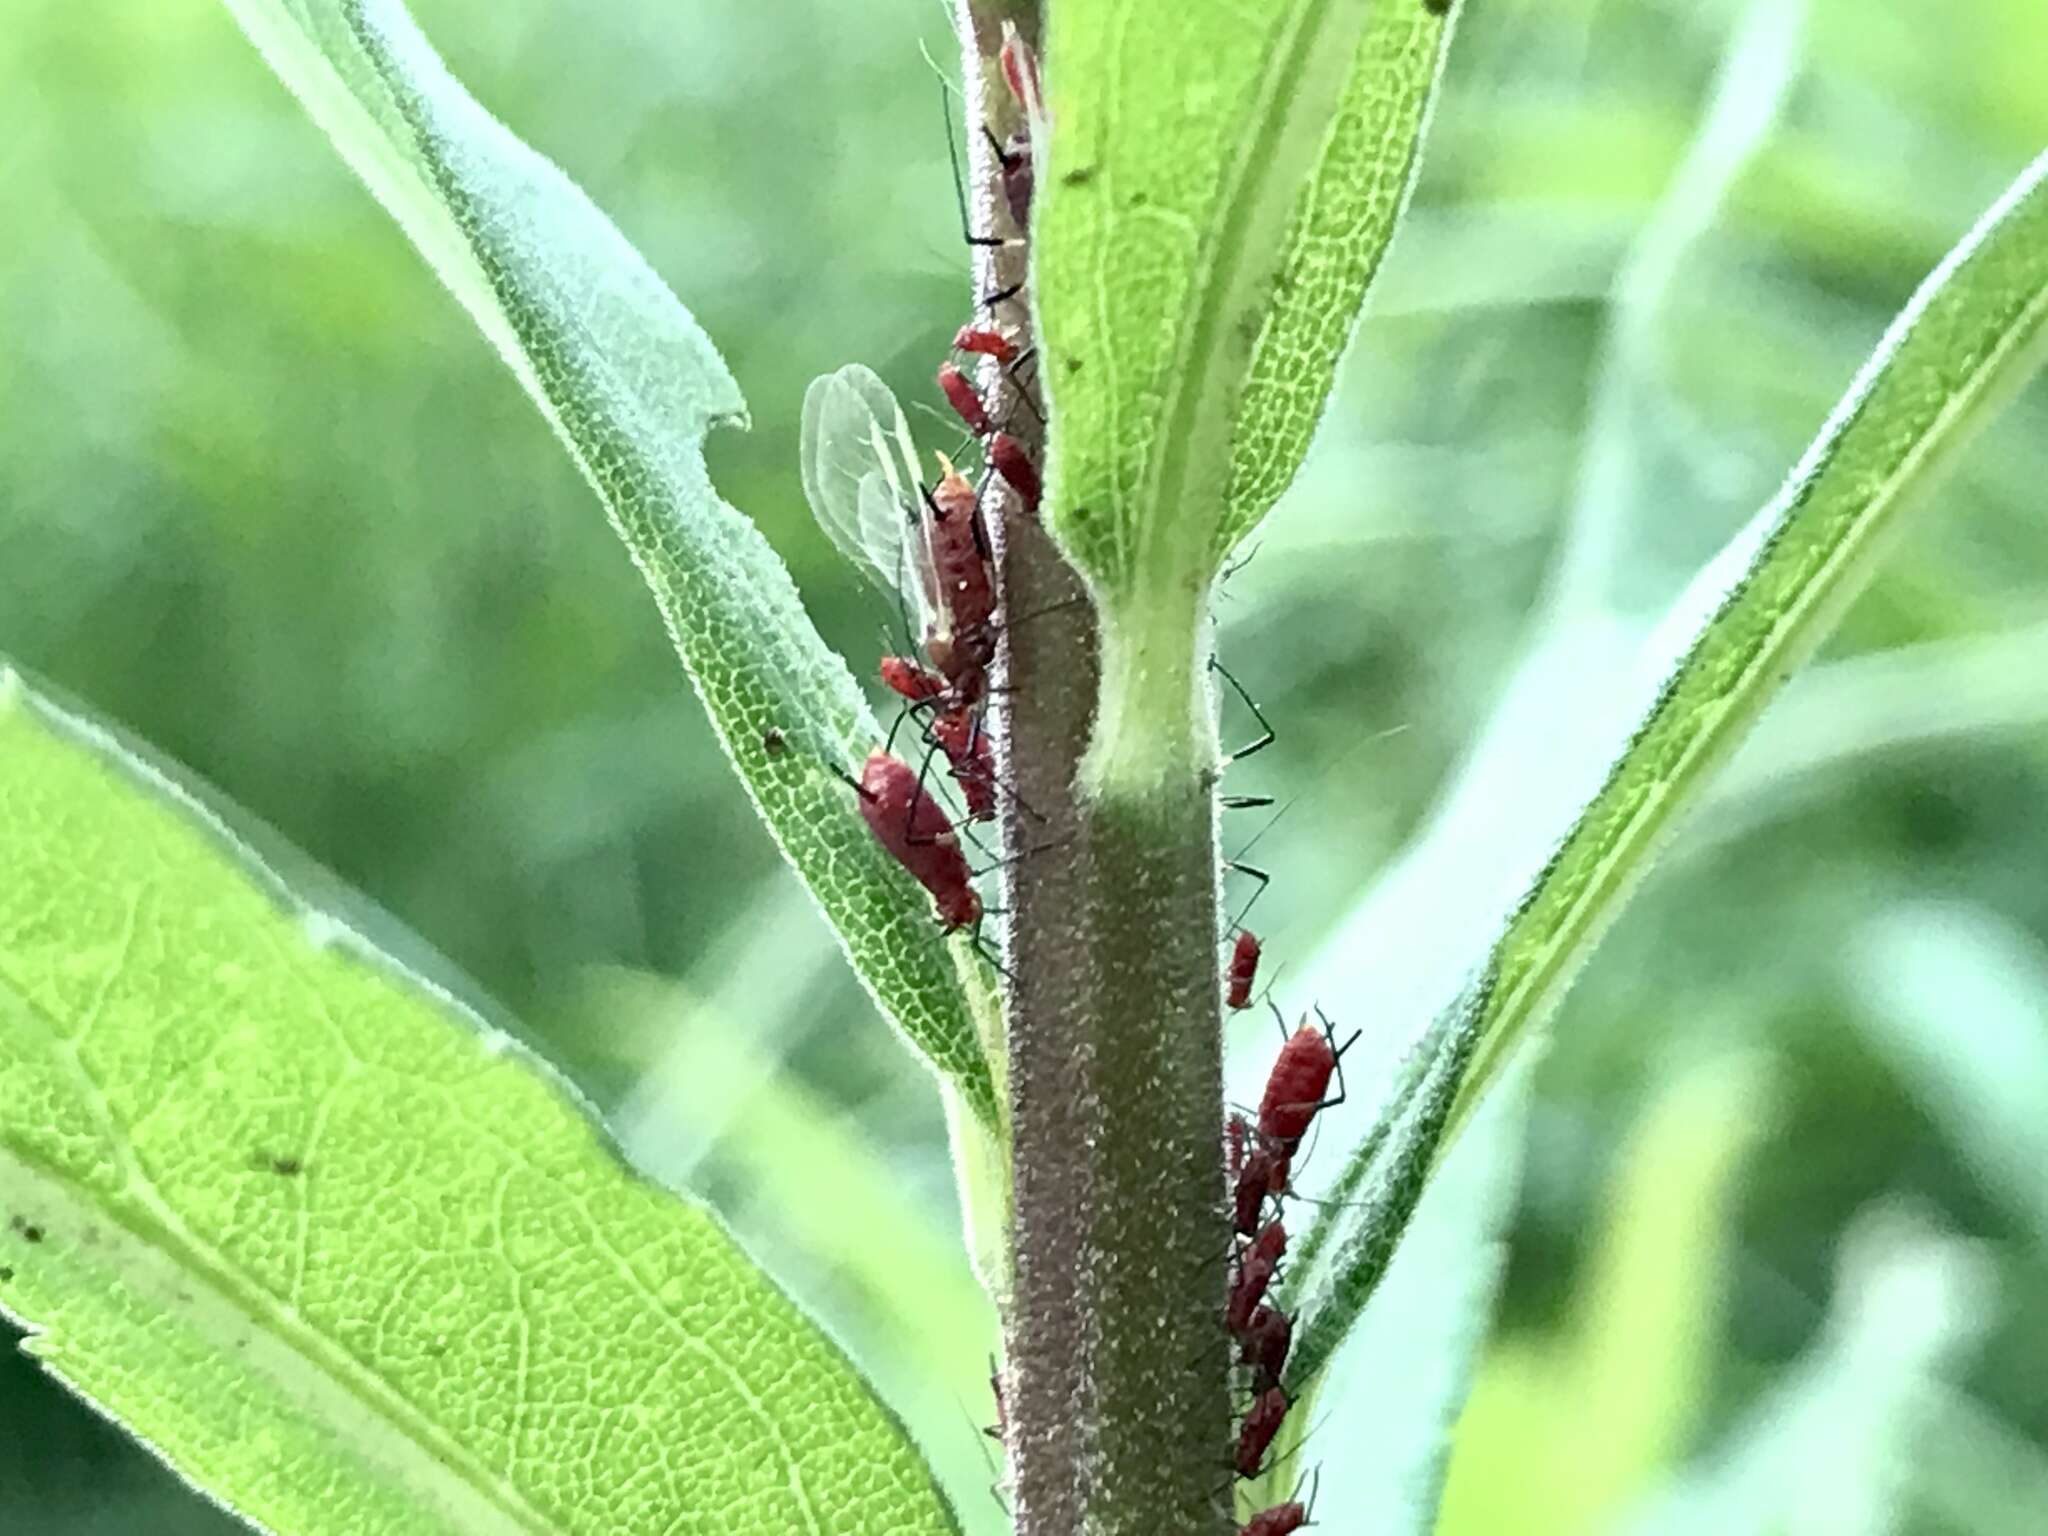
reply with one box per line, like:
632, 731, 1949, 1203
1212, 655, 1277, 763
968, 834, 1071, 879
941, 79, 1018, 250
885, 703, 919, 758
1221, 793, 1277, 811
954, 709, 1048, 823
968, 921, 1015, 981
1004, 593, 1089, 631
1226, 857, 1272, 932
902, 735, 950, 847
1265, 997, 1291, 1044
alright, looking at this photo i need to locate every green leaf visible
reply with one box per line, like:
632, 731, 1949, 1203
1440, 145, 2048, 1146
1032, 0, 1455, 787
1213, 2, 1460, 560
0, 668, 962, 1536
214, 0, 1001, 1133
1033, 0, 1454, 593
1279, 1060, 1528, 1534
1279, 985, 1484, 1387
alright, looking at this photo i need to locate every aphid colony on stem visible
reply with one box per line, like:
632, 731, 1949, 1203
804, 27, 1337, 1529
797, 21, 1047, 931
1225, 1009, 1353, 1529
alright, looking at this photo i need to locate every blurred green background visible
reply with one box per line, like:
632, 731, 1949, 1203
4, 0, 2046, 1530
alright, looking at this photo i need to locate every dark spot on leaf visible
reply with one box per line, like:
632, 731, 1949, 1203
1424, 0, 1451, 13
762, 726, 788, 758
1129, 190, 1149, 208
271, 1156, 304, 1177
9, 1217, 45, 1245
1062, 165, 1097, 187
0, 1266, 13, 1282
1071, 505, 1092, 523
1063, 356, 1083, 374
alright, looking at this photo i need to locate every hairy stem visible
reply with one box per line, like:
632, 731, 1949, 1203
955, 11, 1236, 1532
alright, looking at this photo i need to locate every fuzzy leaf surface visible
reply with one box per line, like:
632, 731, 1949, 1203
1441, 146, 2048, 1142
1034, 0, 1456, 600
216, 0, 998, 1129
0, 670, 962, 1536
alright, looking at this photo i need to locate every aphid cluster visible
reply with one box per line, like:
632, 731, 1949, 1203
803, 31, 1334, 1527
1225, 1012, 1350, 1531
802, 29, 1047, 938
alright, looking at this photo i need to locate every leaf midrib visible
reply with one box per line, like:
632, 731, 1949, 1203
1453, 186, 2048, 1134
1139, 0, 1343, 597
0, 941, 830, 1536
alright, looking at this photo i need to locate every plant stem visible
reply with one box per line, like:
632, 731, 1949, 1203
955, 9, 1235, 1530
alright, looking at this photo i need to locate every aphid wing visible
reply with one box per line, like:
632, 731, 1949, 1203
858, 470, 940, 639
800, 364, 916, 598
844, 368, 946, 640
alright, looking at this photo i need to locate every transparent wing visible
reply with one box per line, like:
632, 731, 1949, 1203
800, 364, 933, 619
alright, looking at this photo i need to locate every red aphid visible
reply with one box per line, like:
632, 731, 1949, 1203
921, 462, 998, 691
988, 432, 1042, 513
937, 362, 992, 438
955, 323, 1017, 365
1258, 1024, 1338, 1147
932, 706, 998, 822
880, 656, 945, 704
1226, 1219, 1287, 1334
1226, 929, 1262, 1010
1235, 1386, 1290, 1479
1241, 1502, 1308, 1536
854, 749, 981, 931
1232, 1141, 1290, 1237
1237, 1304, 1292, 1391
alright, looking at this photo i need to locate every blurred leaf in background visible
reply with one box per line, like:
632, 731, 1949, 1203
4, 0, 2047, 1530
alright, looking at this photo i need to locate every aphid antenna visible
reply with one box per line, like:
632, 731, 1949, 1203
1308, 1003, 1367, 1077
1271, 1396, 1332, 1472
1264, 997, 1291, 1044
1235, 1469, 1322, 1536
1211, 654, 1276, 764
1220, 538, 1263, 584
909, 396, 981, 458
1222, 793, 1278, 811
1227, 792, 1299, 868
1249, 961, 1289, 1014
